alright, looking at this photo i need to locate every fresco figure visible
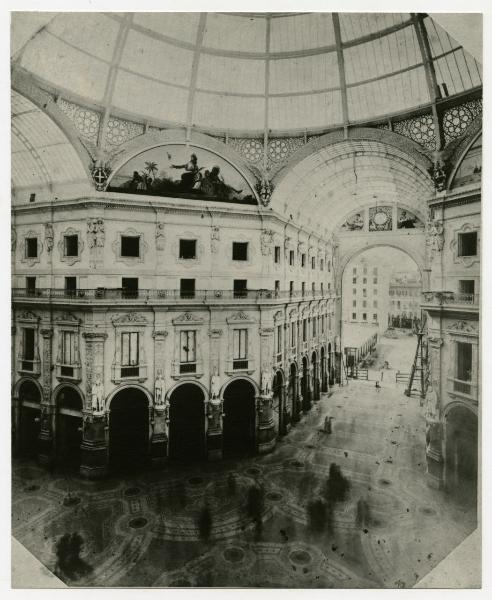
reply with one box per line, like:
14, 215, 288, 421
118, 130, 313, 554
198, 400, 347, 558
172, 153, 204, 191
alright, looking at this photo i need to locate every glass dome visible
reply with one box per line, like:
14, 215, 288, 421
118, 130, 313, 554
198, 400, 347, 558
12, 12, 482, 135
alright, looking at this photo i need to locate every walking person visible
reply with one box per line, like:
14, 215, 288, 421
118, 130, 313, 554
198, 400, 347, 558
375, 381, 381, 393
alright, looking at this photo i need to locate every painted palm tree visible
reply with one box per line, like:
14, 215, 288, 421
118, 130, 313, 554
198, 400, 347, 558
144, 161, 158, 180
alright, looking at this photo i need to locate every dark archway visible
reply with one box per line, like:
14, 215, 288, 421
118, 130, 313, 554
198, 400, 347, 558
445, 406, 478, 505
312, 351, 320, 401
320, 346, 327, 393
56, 386, 83, 468
301, 356, 311, 412
109, 387, 150, 472
222, 379, 256, 456
18, 380, 41, 458
289, 362, 300, 422
272, 370, 287, 436
169, 383, 206, 461
328, 343, 334, 386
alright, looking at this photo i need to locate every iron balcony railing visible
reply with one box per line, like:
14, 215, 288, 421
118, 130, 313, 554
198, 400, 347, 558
12, 287, 339, 303
421, 291, 480, 306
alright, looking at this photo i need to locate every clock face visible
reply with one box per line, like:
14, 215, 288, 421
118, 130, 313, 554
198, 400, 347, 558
373, 211, 388, 226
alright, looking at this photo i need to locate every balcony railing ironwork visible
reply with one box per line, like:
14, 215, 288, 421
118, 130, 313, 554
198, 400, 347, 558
12, 287, 338, 303
421, 291, 479, 306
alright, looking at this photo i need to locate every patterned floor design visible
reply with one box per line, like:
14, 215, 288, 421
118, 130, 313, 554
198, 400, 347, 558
12, 352, 477, 587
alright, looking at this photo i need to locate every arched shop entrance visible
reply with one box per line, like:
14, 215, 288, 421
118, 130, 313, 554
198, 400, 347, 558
320, 346, 327, 393
328, 343, 334, 387
55, 386, 83, 468
169, 383, 206, 460
445, 405, 478, 502
222, 379, 256, 456
109, 387, 150, 472
272, 370, 286, 436
312, 351, 320, 401
18, 380, 41, 457
301, 356, 310, 412
289, 362, 300, 423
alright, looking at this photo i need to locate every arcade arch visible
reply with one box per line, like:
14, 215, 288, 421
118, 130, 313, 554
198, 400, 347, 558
222, 378, 257, 456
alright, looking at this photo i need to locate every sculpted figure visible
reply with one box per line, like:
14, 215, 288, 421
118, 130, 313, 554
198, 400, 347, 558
155, 370, 166, 406
91, 373, 105, 414
261, 369, 271, 395
210, 367, 221, 401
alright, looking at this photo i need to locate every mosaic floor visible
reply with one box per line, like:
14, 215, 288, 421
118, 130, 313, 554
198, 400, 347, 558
12, 338, 477, 588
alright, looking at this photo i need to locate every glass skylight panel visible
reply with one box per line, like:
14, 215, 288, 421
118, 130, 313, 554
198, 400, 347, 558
20, 33, 109, 102
11, 150, 45, 187
269, 53, 340, 95
270, 13, 336, 53
132, 13, 200, 44
47, 13, 119, 62
339, 13, 410, 43
197, 55, 265, 95
344, 26, 421, 85
268, 91, 343, 130
424, 17, 460, 57
120, 30, 193, 87
348, 67, 429, 121
193, 92, 265, 131
203, 14, 267, 53
39, 144, 85, 183
14, 112, 65, 148
433, 49, 481, 96
112, 70, 189, 124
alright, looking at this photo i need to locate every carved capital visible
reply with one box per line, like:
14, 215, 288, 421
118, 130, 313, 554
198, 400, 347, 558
152, 330, 169, 339
208, 329, 223, 338
40, 328, 53, 339
83, 331, 108, 341
259, 327, 274, 336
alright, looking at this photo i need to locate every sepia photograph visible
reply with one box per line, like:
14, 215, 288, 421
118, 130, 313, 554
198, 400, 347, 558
6, 2, 485, 591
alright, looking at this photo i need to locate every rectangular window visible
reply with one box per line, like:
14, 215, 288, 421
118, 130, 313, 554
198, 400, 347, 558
353, 267, 357, 275
320, 259, 324, 271
121, 332, 139, 375
61, 331, 76, 365
373, 313, 378, 321
311, 256, 316, 269
459, 280, 475, 295
321, 283, 324, 295
180, 330, 196, 372
179, 239, 196, 259
455, 341, 472, 394
122, 277, 138, 299
232, 242, 248, 261
121, 235, 140, 257
275, 280, 280, 295
312, 282, 315, 294
363, 289, 367, 297
274, 246, 281, 263
23, 328, 35, 360
233, 279, 247, 298
373, 277, 378, 284
289, 281, 294, 295
22, 328, 35, 370
312, 317, 316, 337
64, 234, 79, 257
289, 250, 295, 266
291, 322, 296, 347
362, 313, 367, 321
363, 277, 367, 284
233, 329, 248, 369
302, 282, 306, 296
352, 312, 357, 320
26, 277, 36, 295
352, 300, 356, 307
29, 193, 36, 202
458, 232, 477, 256
276, 325, 282, 356
65, 277, 77, 296
303, 318, 307, 342
26, 237, 38, 258
352, 277, 357, 284
180, 278, 195, 299
363, 300, 367, 308
301, 253, 306, 267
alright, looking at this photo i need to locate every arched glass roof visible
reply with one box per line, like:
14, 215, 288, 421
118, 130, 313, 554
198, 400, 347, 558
12, 12, 482, 135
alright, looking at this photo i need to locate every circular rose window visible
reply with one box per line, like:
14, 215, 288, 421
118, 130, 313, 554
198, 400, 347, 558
373, 211, 388, 226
